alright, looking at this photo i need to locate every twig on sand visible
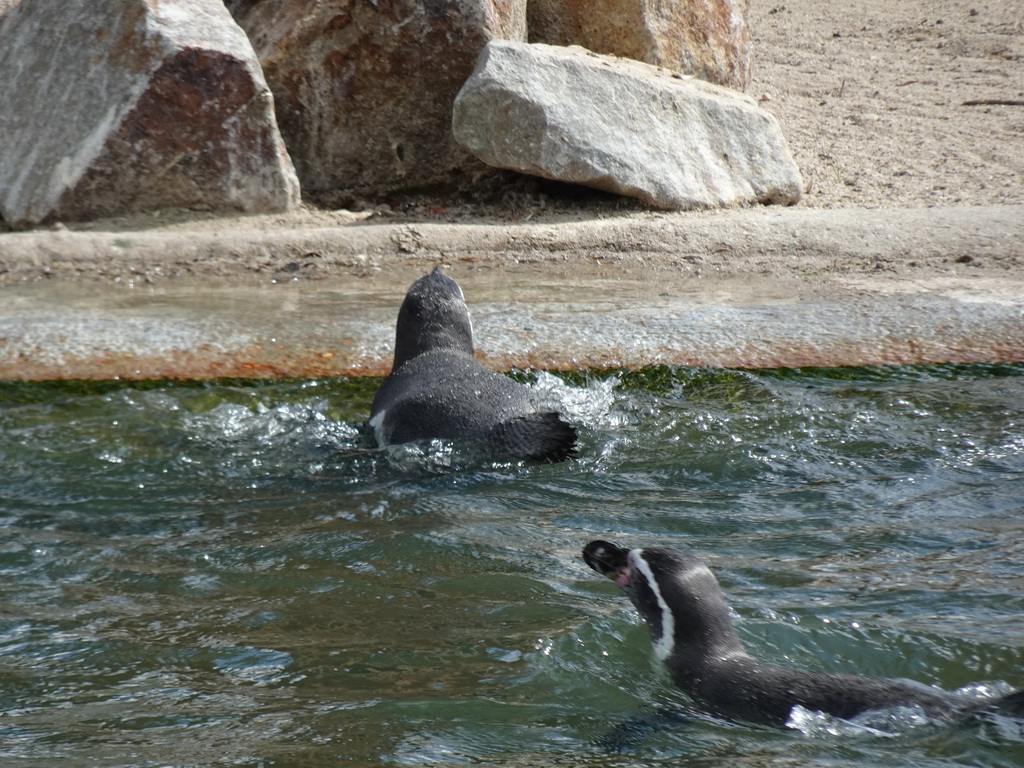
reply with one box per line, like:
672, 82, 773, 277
961, 99, 1024, 106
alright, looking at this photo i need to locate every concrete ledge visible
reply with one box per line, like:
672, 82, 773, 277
1, 206, 1021, 380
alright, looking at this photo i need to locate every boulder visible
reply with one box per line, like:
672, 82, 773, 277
528, 0, 751, 91
227, 0, 527, 199
0, 0, 299, 229
453, 41, 802, 210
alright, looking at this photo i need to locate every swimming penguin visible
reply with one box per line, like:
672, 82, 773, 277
582, 540, 1024, 727
369, 267, 577, 462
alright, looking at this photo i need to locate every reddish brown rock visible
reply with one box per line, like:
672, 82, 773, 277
528, 0, 751, 91
0, 0, 299, 229
227, 0, 526, 198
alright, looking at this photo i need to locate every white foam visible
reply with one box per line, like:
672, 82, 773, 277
786, 702, 933, 738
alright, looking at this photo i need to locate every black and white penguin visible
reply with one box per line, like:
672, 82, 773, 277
369, 267, 577, 462
582, 540, 1024, 727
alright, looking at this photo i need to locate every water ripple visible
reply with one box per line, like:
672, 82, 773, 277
0, 365, 1022, 767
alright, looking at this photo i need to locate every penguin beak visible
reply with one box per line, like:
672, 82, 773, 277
583, 540, 632, 587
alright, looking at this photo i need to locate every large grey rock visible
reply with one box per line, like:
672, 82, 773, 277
0, 0, 299, 229
228, 0, 526, 198
453, 41, 802, 210
528, 0, 752, 91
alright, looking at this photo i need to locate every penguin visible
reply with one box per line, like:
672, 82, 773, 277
369, 267, 577, 462
583, 540, 1024, 728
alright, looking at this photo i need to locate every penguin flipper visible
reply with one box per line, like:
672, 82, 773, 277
486, 412, 578, 463
595, 707, 694, 753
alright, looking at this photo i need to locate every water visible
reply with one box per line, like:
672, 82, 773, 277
1, 364, 1022, 767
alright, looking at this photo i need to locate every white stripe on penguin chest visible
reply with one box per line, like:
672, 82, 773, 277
369, 409, 387, 446
630, 549, 676, 661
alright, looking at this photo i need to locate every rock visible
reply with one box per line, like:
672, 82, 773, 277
528, 0, 751, 91
453, 41, 802, 210
228, 0, 526, 199
0, 0, 299, 229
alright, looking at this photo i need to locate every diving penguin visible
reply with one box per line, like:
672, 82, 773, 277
369, 267, 577, 462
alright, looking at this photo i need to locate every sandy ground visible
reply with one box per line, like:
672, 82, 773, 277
750, 0, 1023, 210
0, 0, 1022, 379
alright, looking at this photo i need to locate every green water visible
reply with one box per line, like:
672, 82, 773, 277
1, 365, 1022, 767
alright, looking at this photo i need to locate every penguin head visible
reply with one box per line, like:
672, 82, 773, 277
583, 540, 740, 662
393, 266, 475, 367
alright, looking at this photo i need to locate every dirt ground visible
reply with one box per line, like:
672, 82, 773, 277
1, 0, 1022, 288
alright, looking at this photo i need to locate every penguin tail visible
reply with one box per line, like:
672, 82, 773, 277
993, 688, 1024, 718
487, 412, 578, 463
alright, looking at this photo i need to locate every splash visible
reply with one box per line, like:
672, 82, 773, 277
786, 702, 934, 738
527, 370, 621, 428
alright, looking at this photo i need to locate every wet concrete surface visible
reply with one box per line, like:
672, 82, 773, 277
2, 206, 1023, 380
2, 264, 1022, 380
